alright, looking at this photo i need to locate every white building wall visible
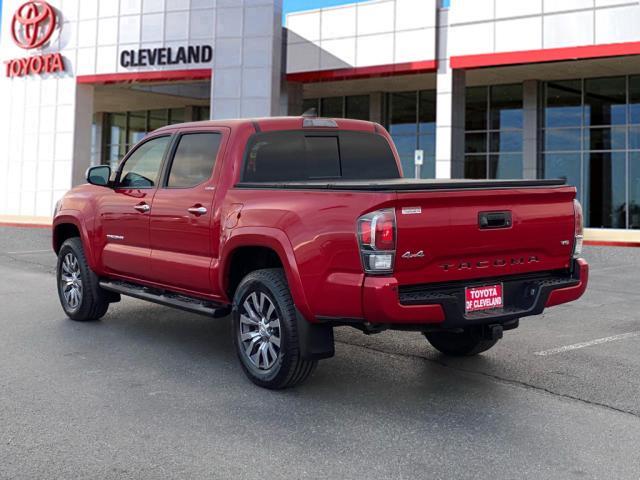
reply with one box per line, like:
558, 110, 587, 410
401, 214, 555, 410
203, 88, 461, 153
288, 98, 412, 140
449, 0, 640, 57
0, 0, 282, 218
286, 0, 437, 74
0, 0, 82, 218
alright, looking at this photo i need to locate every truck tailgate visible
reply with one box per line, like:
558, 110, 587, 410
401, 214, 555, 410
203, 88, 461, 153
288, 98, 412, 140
393, 186, 576, 286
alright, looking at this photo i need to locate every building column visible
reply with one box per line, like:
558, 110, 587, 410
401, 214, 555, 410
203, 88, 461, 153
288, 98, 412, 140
435, 69, 466, 179
435, 8, 466, 179
523, 80, 539, 179
281, 81, 303, 115
211, 0, 284, 119
72, 84, 95, 187
369, 92, 384, 124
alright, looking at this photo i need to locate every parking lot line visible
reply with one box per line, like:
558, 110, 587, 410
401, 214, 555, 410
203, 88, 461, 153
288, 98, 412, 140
534, 332, 640, 356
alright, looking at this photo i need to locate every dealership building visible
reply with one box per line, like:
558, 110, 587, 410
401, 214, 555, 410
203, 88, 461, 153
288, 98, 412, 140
1, 0, 640, 238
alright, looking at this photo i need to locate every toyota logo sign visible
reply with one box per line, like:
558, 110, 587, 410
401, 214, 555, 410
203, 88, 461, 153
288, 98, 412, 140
11, 1, 57, 50
4, 1, 65, 77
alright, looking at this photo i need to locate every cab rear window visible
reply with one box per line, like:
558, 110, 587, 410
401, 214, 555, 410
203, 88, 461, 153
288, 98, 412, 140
242, 130, 400, 182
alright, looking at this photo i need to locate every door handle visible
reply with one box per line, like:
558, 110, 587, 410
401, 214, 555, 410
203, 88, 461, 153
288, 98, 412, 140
187, 206, 207, 215
134, 203, 150, 213
479, 211, 512, 229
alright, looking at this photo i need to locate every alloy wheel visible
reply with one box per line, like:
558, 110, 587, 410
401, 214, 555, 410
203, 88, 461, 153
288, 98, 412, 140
60, 252, 83, 311
238, 291, 282, 370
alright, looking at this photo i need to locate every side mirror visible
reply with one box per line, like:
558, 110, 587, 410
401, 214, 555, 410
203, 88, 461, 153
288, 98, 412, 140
86, 165, 111, 187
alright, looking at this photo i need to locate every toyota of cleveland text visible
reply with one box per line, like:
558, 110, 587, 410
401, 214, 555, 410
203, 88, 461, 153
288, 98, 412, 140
52, 116, 588, 389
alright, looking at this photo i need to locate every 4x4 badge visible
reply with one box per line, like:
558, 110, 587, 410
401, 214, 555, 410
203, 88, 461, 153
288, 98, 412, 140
402, 250, 424, 259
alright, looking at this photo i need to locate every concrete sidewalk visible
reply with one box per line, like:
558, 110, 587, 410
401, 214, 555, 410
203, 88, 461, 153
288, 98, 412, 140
0, 215, 52, 228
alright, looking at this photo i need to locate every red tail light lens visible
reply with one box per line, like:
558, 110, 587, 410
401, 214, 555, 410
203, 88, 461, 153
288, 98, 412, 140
357, 209, 396, 274
376, 217, 395, 251
573, 199, 583, 259
360, 220, 372, 246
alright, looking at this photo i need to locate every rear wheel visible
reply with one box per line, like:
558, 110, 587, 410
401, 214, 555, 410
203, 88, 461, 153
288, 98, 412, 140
56, 237, 109, 322
424, 329, 499, 356
232, 268, 317, 389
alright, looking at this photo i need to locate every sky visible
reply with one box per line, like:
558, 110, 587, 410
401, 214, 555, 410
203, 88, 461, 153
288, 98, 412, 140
282, 0, 370, 16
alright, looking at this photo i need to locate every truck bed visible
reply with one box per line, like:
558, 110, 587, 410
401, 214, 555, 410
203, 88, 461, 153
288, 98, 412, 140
236, 178, 567, 191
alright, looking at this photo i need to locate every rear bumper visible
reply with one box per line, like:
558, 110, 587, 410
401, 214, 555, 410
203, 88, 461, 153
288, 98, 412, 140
362, 258, 588, 328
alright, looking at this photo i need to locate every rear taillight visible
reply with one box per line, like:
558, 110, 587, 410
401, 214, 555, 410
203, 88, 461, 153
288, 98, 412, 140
573, 199, 584, 259
357, 209, 396, 274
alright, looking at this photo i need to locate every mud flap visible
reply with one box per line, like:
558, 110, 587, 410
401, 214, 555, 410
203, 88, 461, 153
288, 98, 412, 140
295, 308, 335, 360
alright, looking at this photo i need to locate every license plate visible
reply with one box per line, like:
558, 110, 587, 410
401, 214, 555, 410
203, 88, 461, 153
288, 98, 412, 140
465, 284, 503, 313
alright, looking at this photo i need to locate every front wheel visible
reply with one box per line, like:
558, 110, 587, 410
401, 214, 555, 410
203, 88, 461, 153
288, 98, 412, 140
56, 237, 110, 322
424, 329, 499, 356
232, 269, 317, 389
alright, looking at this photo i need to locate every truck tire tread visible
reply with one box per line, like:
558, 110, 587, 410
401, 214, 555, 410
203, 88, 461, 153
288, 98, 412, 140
233, 268, 317, 389
57, 237, 109, 322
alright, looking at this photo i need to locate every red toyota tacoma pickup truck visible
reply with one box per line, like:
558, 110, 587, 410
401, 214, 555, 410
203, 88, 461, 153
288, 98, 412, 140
52, 116, 588, 389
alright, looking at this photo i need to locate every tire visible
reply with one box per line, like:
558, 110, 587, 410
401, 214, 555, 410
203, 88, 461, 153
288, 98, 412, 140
56, 237, 110, 322
232, 268, 317, 389
424, 329, 499, 356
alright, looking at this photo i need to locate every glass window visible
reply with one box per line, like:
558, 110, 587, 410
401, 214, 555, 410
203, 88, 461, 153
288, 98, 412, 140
584, 77, 626, 127
584, 127, 626, 151
345, 95, 370, 120
386, 90, 437, 178
303, 95, 370, 120
106, 144, 126, 171
101, 107, 214, 168
629, 126, 640, 150
546, 80, 582, 128
465, 132, 486, 154
149, 109, 169, 131
108, 113, 127, 147
629, 153, 640, 229
489, 153, 523, 179
629, 76, 640, 125
167, 133, 222, 188
586, 152, 626, 228
340, 132, 399, 179
169, 108, 186, 124
544, 153, 582, 191
194, 106, 210, 121
418, 134, 436, 159
490, 84, 523, 130
128, 111, 147, 146
542, 76, 640, 229
464, 156, 486, 179
419, 90, 436, 134
465, 87, 487, 131
304, 136, 341, 178
464, 84, 523, 179
119, 136, 171, 188
490, 131, 523, 153
544, 128, 582, 152
242, 131, 399, 182
321, 97, 343, 118
302, 98, 319, 115
389, 92, 417, 135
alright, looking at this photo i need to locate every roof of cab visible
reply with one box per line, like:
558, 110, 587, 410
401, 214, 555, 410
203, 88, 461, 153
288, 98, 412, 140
153, 116, 379, 133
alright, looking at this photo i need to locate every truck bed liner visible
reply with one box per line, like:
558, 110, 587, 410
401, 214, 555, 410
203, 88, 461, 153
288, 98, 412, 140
235, 178, 567, 192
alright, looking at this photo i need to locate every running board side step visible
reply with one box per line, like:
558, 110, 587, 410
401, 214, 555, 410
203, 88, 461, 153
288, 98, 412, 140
99, 280, 230, 318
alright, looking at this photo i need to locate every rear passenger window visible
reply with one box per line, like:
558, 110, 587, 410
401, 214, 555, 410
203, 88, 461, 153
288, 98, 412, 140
167, 133, 222, 188
242, 131, 399, 182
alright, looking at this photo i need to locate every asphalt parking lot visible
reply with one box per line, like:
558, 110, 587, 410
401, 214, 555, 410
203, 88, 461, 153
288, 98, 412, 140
1, 226, 639, 479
